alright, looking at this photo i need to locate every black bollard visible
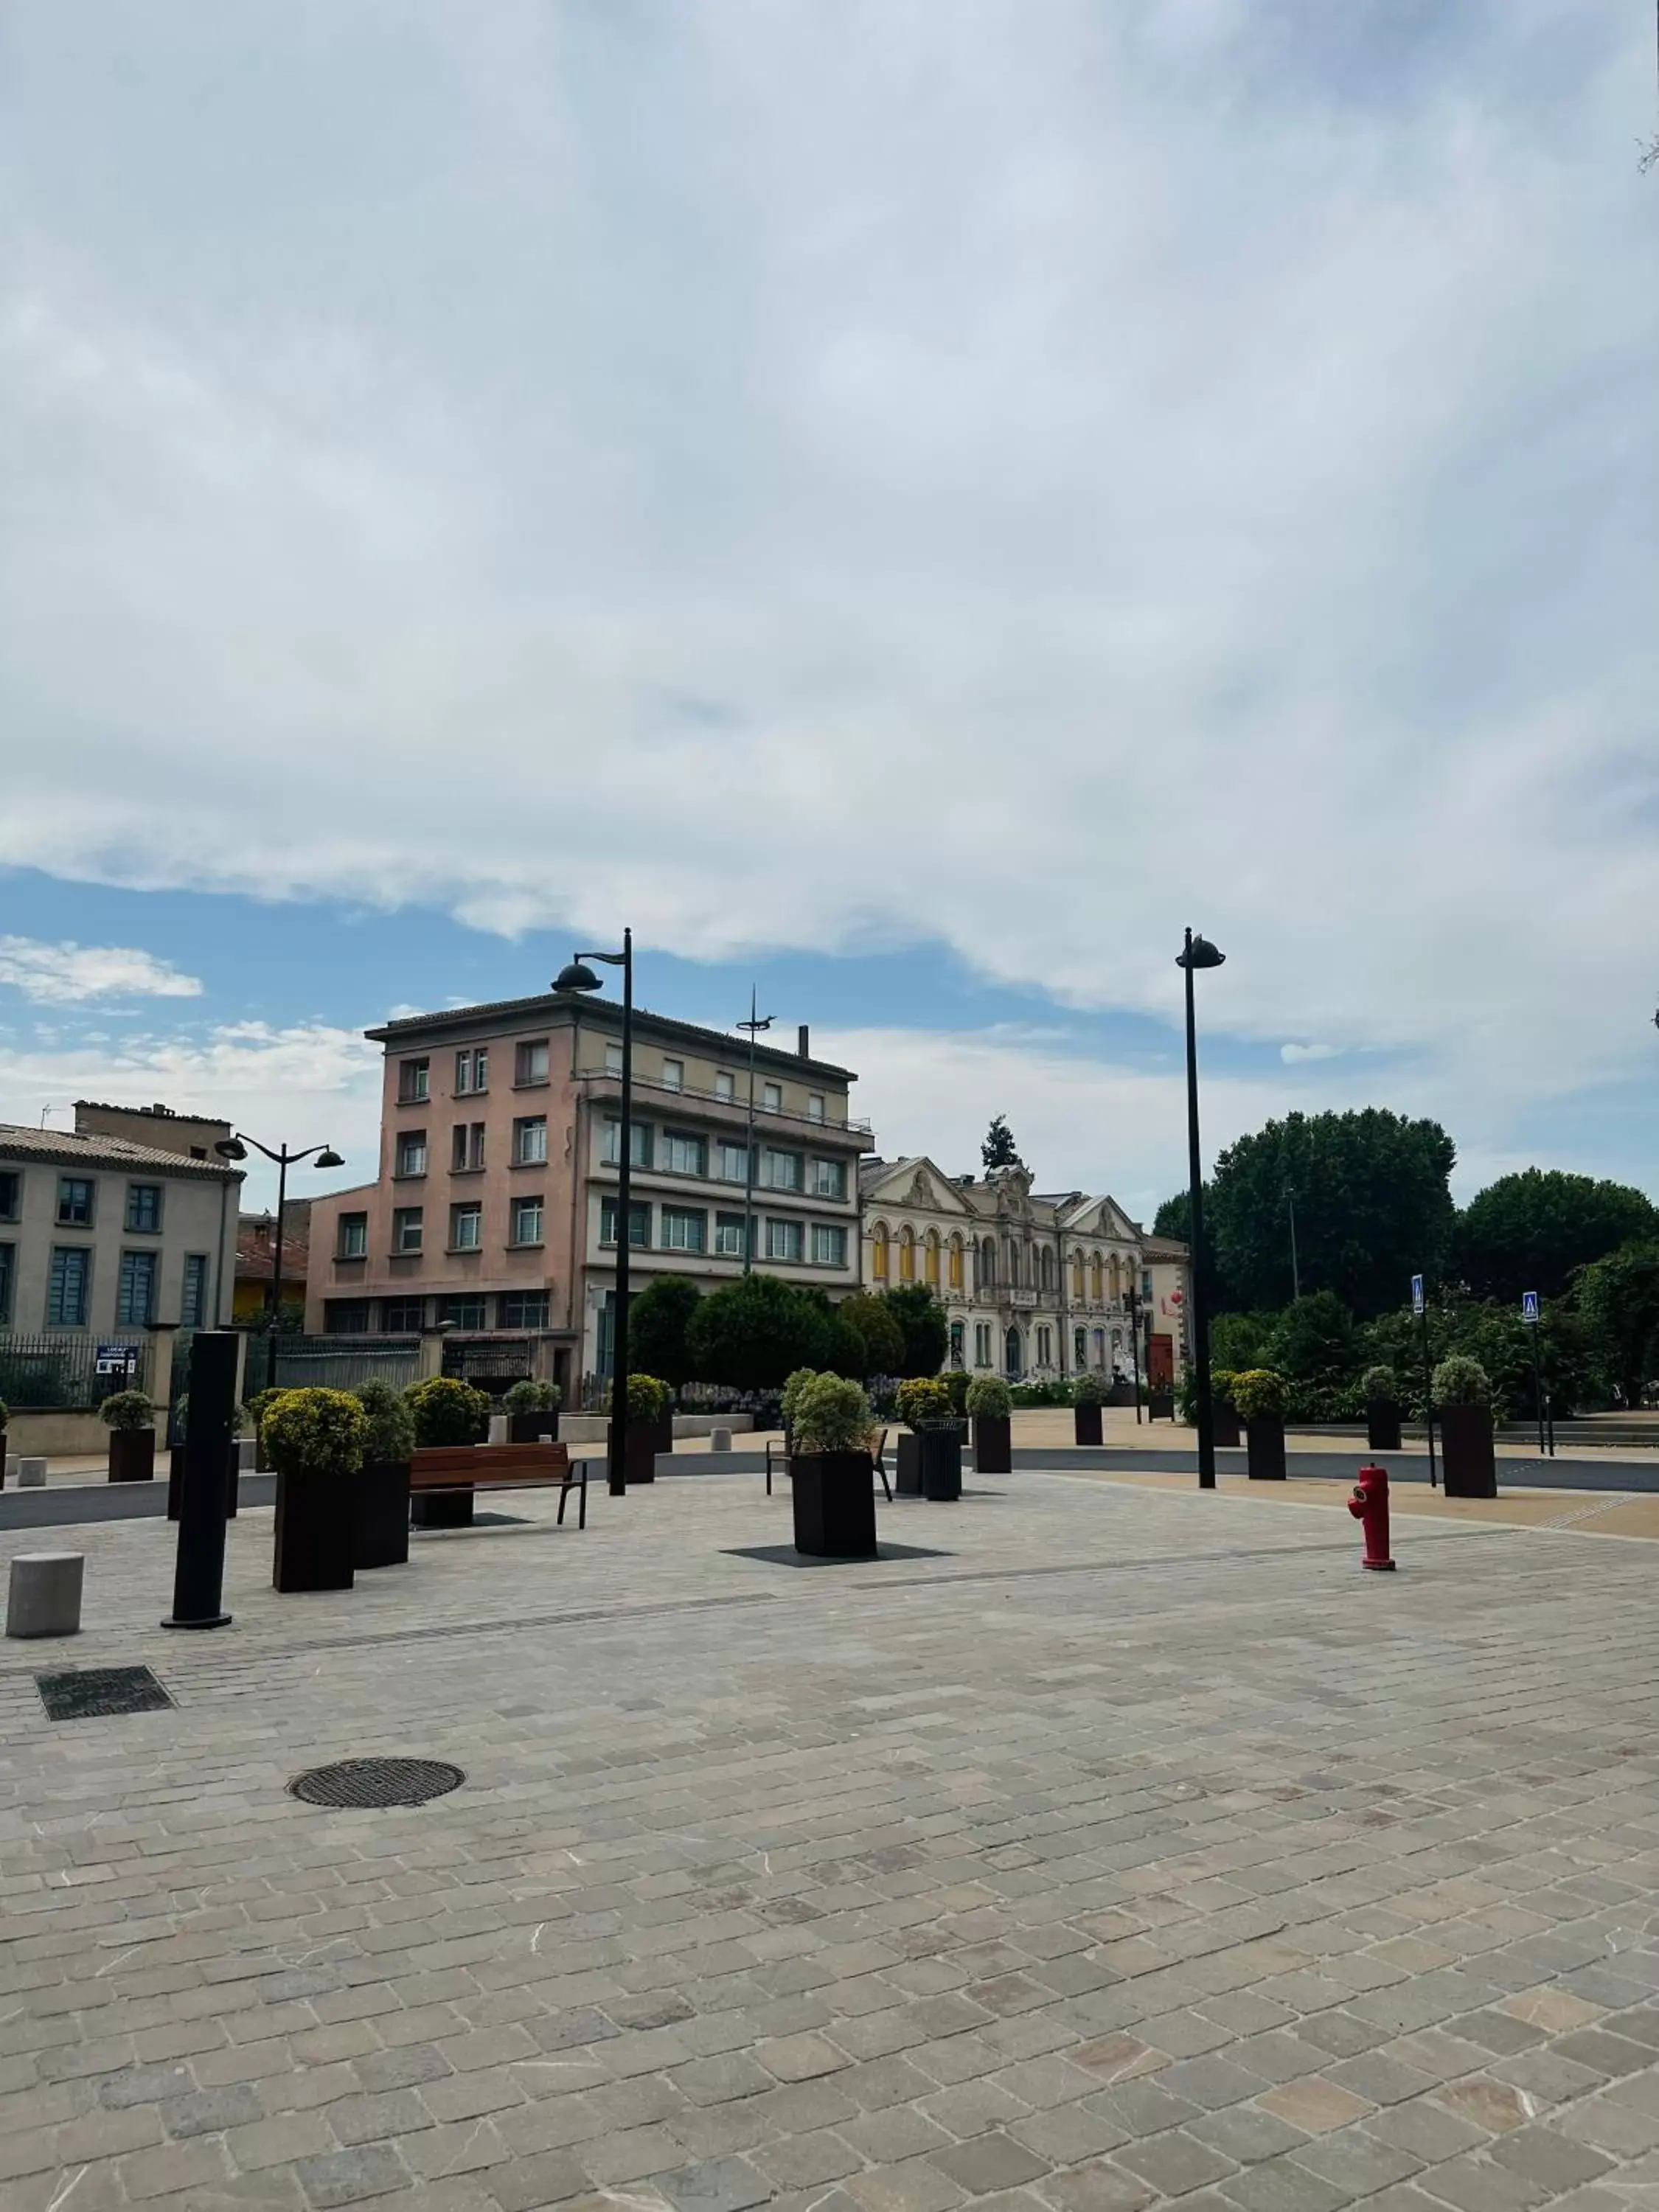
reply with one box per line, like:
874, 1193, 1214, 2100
161, 1331, 237, 1630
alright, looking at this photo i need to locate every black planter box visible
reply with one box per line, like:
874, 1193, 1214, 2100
920, 1427, 963, 1501
625, 1425, 658, 1484
1246, 1416, 1287, 1479
0, 1430, 7, 1486
1107, 1378, 1134, 1407
791, 1451, 877, 1557
655, 1411, 675, 1458
1366, 1403, 1402, 1452
355, 1459, 411, 1568
273, 1464, 356, 1592
1148, 1388, 1175, 1422
1211, 1405, 1241, 1449
108, 1429, 156, 1484
894, 1433, 923, 1496
412, 1489, 472, 1527
508, 1409, 560, 1444
1440, 1402, 1497, 1498
1074, 1403, 1104, 1446
970, 1413, 1012, 1474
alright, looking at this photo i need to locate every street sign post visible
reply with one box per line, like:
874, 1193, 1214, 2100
1411, 1273, 1425, 1316
1522, 1292, 1545, 1455
1412, 1275, 1436, 1489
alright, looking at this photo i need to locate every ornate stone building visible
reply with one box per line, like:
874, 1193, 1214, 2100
858, 1157, 1187, 1383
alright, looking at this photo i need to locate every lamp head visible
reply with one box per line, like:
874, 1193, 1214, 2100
554, 959, 602, 994
214, 1137, 248, 1161
315, 1147, 344, 1171
1177, 933, 1226, 972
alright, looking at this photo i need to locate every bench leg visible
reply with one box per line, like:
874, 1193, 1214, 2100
579, 1464, 587, 1529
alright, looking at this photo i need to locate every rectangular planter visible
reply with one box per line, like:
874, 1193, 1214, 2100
1246, 1416, 1287, 1480
920, 1427, 963, 1502
894, 1432, 923, 1496
411, 1488, 472, 1527
273, 1464, 356, 1592
1148, 1388, 1175, 1422
625, 1425, 658, 1484
508, 1410, 560, 1444
355, 1460, 411, 1569
1107, 1379, 1134, 1407
1073, 1403, 1104, 1446
1211, 1405, 1242, 1450
791, 1450, 877, 1557
970, 1413, 1012, 1474
1366, 1405, 1402, 1452
1440, 1402, 1497, 1498
108, 1429, 156, 1483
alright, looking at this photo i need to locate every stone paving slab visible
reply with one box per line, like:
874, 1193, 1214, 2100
1, 1472, 1658, 2212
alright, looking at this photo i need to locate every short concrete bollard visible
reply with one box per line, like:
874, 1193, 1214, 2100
237, 1439, 257, 1472
18, 1458, 46, 1489
710, 1427, 733, 1453
488, 1413, 508, 1445
3, 1454, 15, 1489
7, 1553, 84, 1638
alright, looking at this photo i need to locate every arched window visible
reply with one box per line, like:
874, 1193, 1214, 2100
872, 1222, 889, 1281
1108, 1255, 1121, 1301
1004, 1327, 1023, 1378
981, 1238, 996, 1287
1007, 1242, 1019, 1289
1042, 1247, 1056, 1293
1071, 1252, 1085, 1299
924, 1228, 940, 1286
1091, 1253, 1103, 1301
899, 1225, 915, 1281
947, 1234, 964, 1291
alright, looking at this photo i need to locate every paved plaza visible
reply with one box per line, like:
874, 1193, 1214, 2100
4, 1467, 1659, 2212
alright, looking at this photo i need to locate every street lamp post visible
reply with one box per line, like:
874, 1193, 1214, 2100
556, 932, 633, 1497
1125, 1284, 1144, 1425
1287, 1182, 1301, 1301
1176, 928, 1225, 1489
737, 989, 774, 1276
212, 1134, 344, 1391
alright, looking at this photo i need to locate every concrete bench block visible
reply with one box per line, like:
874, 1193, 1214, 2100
710, 1427, 733, 1453
7, 1553, 84, 1638
3, 1454, 15, 1489
18, 1458, 46, 1489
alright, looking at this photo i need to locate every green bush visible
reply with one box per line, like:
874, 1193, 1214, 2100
965, 1375, 1012, 1419
838, 1293, 905, 1377
1361, 1364, 1399, 1406
1231, 1368, 1287, 1421
1009, 1379, 1072, 1408
263, 1388, 368, 1478
245, 1387, 285, 1436
355, 1380, 415, 1464
504, 1378, 562, 1413
942, 1368, 970, 1416
0, 1397, 9, 1427
628, 1276, 701, 1390
896, 1377, 953, 1429
780, 1368, 820, 1428
826, 1315, 869, 1380
1433, 1353, 1490, 1407
171, 1394, 248, 1439
1210, 1368, 1237, 1410
1071, 1371, 1105, 1406
99, 1389, 155, 1432
625, 1372, 670, 1426
403, 1375, 490, 1447
881, 1285, 950, 1376
686, 1273, 832, 1388
792, 1374, 873, 1455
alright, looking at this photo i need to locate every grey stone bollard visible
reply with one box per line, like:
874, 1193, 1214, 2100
488, 1413, 508, 1445
710, 1426, 732, 1453
7, 1553, 84, 1638
237, 1439, 257, 1471
18, 1458, 46, 1489
4, 1454, 15, 1489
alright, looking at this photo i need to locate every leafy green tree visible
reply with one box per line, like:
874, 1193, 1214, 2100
1209, 1109, 1456, 1319
1455, 1170, 1658, 1306
627, 1277, 701, 1389
1263, 1292, 1355, 1382
1575, 1243, 1659, 1409
1152, 1192, 1192, 1241
827, 1315, 869, 1380
838, 1293, 905, 1376
1209, 1312, 1270, 1372
684, 1273, 832, 1390
880, 1284, 950, 1377
981, 1115, 1023, 1172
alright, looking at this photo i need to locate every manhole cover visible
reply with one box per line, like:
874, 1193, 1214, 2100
37, 1666, 173, 1722
288, 1758, 464, 1809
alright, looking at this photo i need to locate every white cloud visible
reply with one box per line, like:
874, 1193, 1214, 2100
0, 936, 203, 1006
0, 4, 1654, 1155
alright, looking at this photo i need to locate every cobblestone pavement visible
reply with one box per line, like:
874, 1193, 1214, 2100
4, 1469, 1659, 2212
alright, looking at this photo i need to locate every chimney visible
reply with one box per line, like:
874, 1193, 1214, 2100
797, 1023, 810, 1060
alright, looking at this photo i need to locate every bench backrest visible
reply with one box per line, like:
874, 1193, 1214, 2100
410, 1442, 570, 1488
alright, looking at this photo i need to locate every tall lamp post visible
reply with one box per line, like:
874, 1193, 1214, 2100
1125, 1284, 1144, 1425
556, 931, 633, 1497
738, 989, 774, 1276
1177, 928, 1225, 1489
212, 1133, 344, 1390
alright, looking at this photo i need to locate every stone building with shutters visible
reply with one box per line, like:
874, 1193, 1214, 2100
857, 1155, 1185, 1384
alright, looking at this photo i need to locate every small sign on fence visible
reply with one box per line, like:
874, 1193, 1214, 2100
95, 1342, 140, 1380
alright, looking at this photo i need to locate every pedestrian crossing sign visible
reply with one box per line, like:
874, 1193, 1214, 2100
1522, 1290, 1540, 1324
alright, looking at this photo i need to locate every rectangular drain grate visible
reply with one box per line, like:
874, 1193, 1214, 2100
36, 1666, 173, 1722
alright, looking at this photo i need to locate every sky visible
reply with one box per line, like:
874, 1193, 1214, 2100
1, 1, 1655, 1221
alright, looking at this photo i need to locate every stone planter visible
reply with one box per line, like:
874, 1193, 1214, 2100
1148, 1388, 1175, 1422
919, 1427, 963, 1502
1366, 1403, 1402, 1452
970, 1413, 1012, 1474
1440, 1402, 1496, 1499
1211, 1405, 1242, 1450
1073, 1403, 1104, 1447
108, 1429, 156, 1484
0, 1429, 6, 1487
655, 1410, 675, 1458
273, 1462, 355, 1593
1246, 1416, 1287, 1480
355, 1461, 411, 1569
791, 1451, 877, 1557
1107, 1378, 1134, 1408
508, 1410, 560, 1444
625, 1424, 658, 1485
894, 1433, 923, 1496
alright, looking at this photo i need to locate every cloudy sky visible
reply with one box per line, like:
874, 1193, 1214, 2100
1, 1, 1655, 1217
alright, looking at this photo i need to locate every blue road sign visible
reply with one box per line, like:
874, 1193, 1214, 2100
1522, 1290, 1540, 1324
1411, 1274, 1425, 1316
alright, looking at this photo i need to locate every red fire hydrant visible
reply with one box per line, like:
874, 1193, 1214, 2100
1348, 1461, 1397, 1571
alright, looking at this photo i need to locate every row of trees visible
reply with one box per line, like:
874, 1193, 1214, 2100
629, 1274, 949, 1394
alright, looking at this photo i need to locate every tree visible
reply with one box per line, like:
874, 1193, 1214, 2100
1152, 1192, 1192, 1241
1209, 1312, 1270, 1372
684, 1273, 831, 1391
981, 1115, 1023, 1172
827, 1315, 869, 1380
1455, 1170, 1658, 1306
1208, 1109, 1456, 1320
1575, 1243, 1659, 1409
881, 1284, 950, 1377
838, 1293, 905, 1377
627, 1277, 701, 1391
1263, 1292, 1355, 1382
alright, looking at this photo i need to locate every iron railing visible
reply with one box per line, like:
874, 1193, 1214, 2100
0, 1332, 153, 1411
268, 1335, 422, 1394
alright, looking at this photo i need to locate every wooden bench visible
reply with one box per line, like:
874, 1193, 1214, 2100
409, 1443, 588, 1530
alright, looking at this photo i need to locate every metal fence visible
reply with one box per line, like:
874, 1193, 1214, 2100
0, 1332, 153, 1411
442, 1336, 534, 1388
266, 1335, 422, 1394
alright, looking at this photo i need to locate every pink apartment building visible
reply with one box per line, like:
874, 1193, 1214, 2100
306, 988, 874, 1394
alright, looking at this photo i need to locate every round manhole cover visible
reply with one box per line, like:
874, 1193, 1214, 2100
288, 1758, 464, 1809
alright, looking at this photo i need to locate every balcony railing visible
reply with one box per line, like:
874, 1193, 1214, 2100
577, 1067, 873, 1140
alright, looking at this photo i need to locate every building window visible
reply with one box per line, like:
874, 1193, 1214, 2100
1037, 1324, 1053, 1368
511, 1195, 543, 1245
948, 1237, 964, 1291
924, 1231, 940, 1286
605, 1043, 624, 1075
661, 1130, 706, 1177
974, 1321, 993, 1368
180, 1253, 209, 1329
1142, 1270, 1153, 1300
871, 1223, 888, 1280
0, 1242, 13, 1326
662, 1057, 684, 1092
515, 1039, 549, 1087
455, 1047, 488, 1095
395, 1130, 428, 1178
452, 1121, 485, 1172
116, 1249, 157, 1327
338, 1212, 369, 1259
442, 1295, 487, 1330
1072, 1253, 1085, 1298
602, 1120, 653, 1169
761, 1148, 802, 1192
399, 1057, 429, 1103
806, 1093, 824, 1123
761, 1081, 782, 1113
1074, 1327, 1087, 1368
661, 1206, 706, 1253
599, 1197, 650, 1248
981, 1239, 996, 1287
325, 1299, 372, 1334
501, 1290, 549, 1329
56, 1177, 95, 1228
812, 1158, 846, 1200
715, 1141, 748, 1183
513, 1116, 548, 1166
382, 1296, 426, 1332
765, 1217, 804, 1264
812, 1223, 846, 1267
714, 1072, 735, 1102
714, 1213, 748, 1259
0, 1170, 19, 1222
392, 1207, 423, 1254
950, 1321, 964, 1368
898, 1226, 915, 1282
125, 1183, 162, 1234
47, 1246, 90, 1324
450, 1203, 483, 1251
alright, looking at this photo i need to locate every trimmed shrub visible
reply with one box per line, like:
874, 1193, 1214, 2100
780, 1368, 821, 1428
896, 1377, 953, 1430
245, 1387, 285, 1436
0, 1396, 9, 1428
838, 1293, 905, 1377
1433, 1353, 1491, 1407
1072, 1371, 1105, 1407
625, 1372, 671, 1426
1361, 1364, 1399, 1406
1231, 1369, 1287, 1421
98, 1390, 155, 1432
965, 1375, 1012, 1419
355, 1380, 415, 1464
1210, 1368, 1237, 1410
504, 1379, 562, 1414
942, 1368, 971, 1417
171, 1394, 248, 1439
403, 1376, 490, 1447
262, 1388, 368, 1478
792, 1374, 872, 1455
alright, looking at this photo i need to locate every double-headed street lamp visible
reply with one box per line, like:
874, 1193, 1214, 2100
1177, 928, 1225, 1490
737, 989, 775, 1276
212, 1133, 344, 1388
555, 930, 633, 1498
